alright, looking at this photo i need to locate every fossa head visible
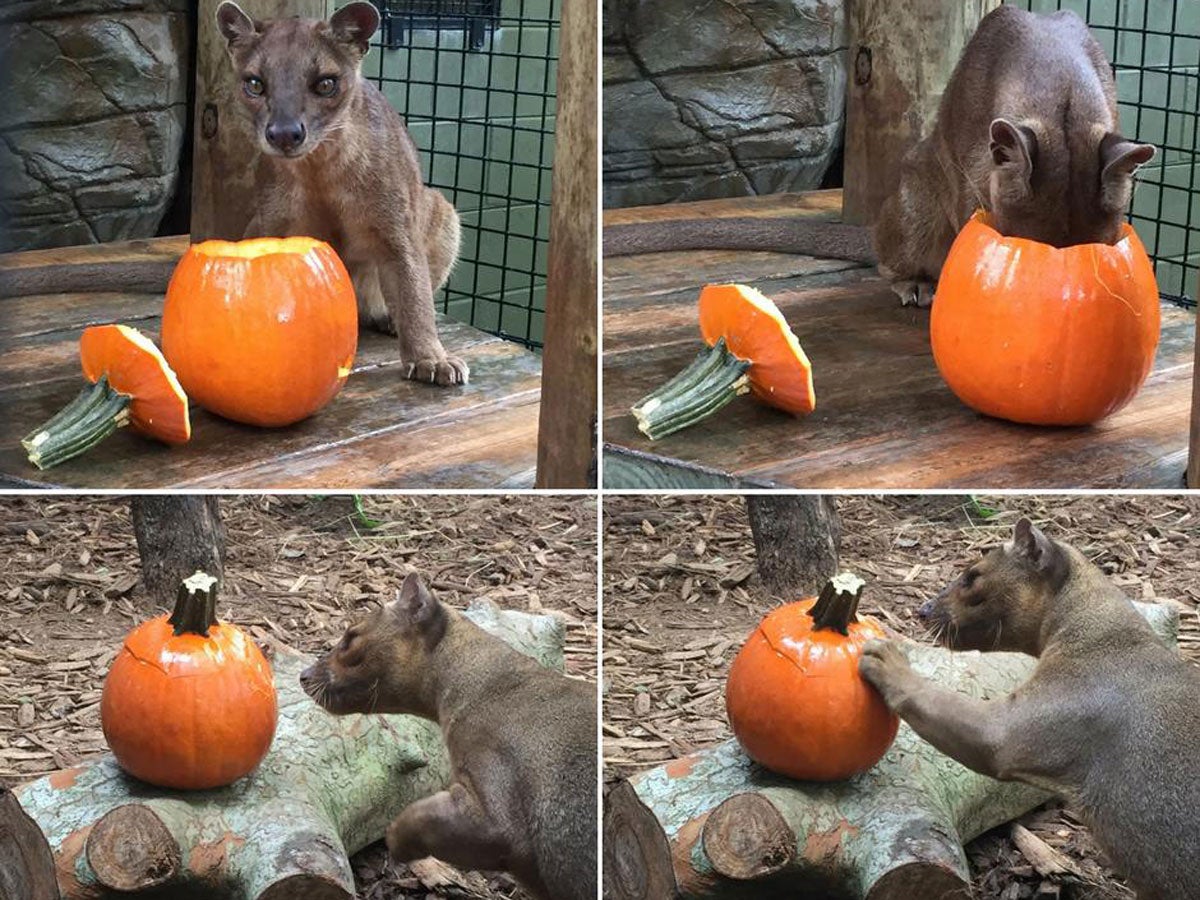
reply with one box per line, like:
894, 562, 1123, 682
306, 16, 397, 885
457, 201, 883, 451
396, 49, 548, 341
987, 118, 1154, 247
918, 518, 1070, 654
216, 1, 380, 158
300, 572, 449, 718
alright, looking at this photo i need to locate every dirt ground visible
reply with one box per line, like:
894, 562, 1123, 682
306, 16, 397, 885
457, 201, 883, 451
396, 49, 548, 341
0, 494, 597, 900
602, 494, 1200, 900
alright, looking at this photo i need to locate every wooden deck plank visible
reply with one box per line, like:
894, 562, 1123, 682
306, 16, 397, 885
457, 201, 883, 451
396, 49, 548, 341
602, 196, 1195, 489
1, 238, 542, 489
603, 190, 845, 227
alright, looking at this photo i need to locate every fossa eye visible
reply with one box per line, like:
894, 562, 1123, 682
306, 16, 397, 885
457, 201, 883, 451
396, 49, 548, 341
314, 76, 338, 97
244, 76, 265, 97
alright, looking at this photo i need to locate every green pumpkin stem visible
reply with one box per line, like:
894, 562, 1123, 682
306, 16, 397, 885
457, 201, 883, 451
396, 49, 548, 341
630, 337, 752, 440
807, 572, 866, 636
168, 571, 221, 636
22, 376, 132, 470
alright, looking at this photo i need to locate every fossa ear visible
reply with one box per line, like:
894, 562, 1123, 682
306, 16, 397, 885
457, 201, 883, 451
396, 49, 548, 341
389, 572, 447, 644
216, 1, 259, 47
989, 118, 1037, 179
1009, 518, 1055, 572
1099, 133, 1155, 211
330, 2, 381, 55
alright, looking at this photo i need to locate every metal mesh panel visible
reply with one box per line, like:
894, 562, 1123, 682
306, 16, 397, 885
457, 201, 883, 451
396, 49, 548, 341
1008, 0, 1199, 307
366, 0, 559, 348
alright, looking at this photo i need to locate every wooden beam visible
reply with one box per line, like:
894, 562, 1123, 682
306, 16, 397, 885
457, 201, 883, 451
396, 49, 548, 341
841, 0, 1000, 225
535, 0, 598, 488
1188, 267, 1200, 487
190, 1, 332, 241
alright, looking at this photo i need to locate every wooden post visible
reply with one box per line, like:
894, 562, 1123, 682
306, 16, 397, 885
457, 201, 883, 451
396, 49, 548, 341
841, 0, 1000, 225
1188, 267, 1200, 487
535, 0, 598, 489
190, 0, 331, 241
746, 496, 841, 597
131, 496, 226, 605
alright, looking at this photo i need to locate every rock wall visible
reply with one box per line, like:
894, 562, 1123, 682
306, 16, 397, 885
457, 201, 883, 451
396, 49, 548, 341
603, 0, 847, 208
0, 1, 191, 252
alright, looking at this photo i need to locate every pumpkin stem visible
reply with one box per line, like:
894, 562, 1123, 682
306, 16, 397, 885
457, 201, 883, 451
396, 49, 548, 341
168, 571, 221, 636
631, 338, 752, 440
807, 572, 866, 636
22, 376, 132, 470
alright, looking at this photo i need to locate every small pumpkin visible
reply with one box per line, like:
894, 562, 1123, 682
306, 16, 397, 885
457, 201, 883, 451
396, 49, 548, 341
631, 283, 815, 440
23, 324, 190, 470
161, 236, 358, 428
931, 211, 1160, 426
100, 571, 277, 790
725, 573, 899, 782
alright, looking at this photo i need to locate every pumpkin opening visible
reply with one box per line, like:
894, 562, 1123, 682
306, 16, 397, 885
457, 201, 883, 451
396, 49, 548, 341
191, 236, 327, 259
970, 210, 1139, 251
631, 283, 815, 441
23, 324, 190, 470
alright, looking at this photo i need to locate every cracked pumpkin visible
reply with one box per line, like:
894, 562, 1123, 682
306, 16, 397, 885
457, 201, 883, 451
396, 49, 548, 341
725, 573, 898, 782
100, 572, 277, 790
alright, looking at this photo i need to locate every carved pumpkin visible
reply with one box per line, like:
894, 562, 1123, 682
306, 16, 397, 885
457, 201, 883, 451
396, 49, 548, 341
100, 572, 277, 790
161, 237, 358, 428
932, 212, 1160, 425
725, 574, 899, 782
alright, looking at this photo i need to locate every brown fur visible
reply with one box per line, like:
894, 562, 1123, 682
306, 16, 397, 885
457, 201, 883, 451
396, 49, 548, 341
874, 6, 1154, 306
859, 519, 1200, 899
217, 1, 467, 385
300, 574, 597, 900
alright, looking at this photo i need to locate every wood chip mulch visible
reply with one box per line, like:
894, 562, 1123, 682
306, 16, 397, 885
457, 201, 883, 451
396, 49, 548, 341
602, 494, 1200, 900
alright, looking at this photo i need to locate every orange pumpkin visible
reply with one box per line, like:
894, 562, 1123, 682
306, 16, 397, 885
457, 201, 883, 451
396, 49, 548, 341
23, 325, 190, 470
725, 573, 899, 781
100, 572, 277, 790
632, 283, 814, 440
161, 237, 358, 427
932, 211, 1160, 426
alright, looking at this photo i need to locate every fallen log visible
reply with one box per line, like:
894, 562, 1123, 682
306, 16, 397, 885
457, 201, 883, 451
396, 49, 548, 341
16, 602, 566, 900
604, 601, 1178, 900
0, 786, 60, 900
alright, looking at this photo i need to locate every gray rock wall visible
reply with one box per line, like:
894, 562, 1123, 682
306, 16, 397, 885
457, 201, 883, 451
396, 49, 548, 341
603, 0, 847, 208
0, 1, 191, 252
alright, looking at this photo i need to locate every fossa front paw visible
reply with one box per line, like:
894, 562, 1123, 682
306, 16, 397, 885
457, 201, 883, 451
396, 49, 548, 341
858, 638, 912, 703
891, 280, 936, 308
404, 356, 469, 386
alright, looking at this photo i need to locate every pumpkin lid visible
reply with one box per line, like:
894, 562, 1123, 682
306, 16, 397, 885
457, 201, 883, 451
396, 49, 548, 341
80, 325, 190, 445
697, 284, 815, 416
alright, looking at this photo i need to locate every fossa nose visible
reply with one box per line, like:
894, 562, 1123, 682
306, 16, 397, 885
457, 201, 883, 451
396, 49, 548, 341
266, 119, 306, 153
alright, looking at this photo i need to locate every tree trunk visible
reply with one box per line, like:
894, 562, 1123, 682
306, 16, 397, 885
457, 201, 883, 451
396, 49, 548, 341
604, 602, 1178, 900
746, 496, 840, 597
131, 496, 225, 605
15, 602, 565, 900
0, 787, 59, 900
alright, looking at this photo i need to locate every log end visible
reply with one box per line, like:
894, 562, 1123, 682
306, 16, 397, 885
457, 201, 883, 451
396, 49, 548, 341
87, 804, 181, 891
257, 873, 354, 900
702, 792, 796, 880
866, 861, 968, 900
0, 787, 60, 900
603, 780, 677, 900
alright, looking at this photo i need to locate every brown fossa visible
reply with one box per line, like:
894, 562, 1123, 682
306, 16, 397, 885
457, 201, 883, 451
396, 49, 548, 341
301, 573, 597, 900
860, 518, 1200, 900
606, 8, 1153, 310
217, 1, 467, 385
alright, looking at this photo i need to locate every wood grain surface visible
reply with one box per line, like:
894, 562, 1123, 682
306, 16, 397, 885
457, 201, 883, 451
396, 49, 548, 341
602, 193, 1195, 489
1, 237, 541, 489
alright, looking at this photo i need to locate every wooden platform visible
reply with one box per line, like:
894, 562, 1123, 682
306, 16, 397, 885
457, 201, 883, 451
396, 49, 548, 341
1, 237, 541, 489
603, 192, 1196, 489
